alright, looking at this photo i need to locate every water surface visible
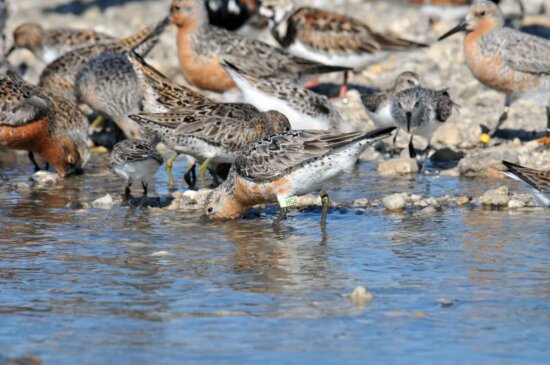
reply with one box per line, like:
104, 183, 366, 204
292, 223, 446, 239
1, 152, 549, 364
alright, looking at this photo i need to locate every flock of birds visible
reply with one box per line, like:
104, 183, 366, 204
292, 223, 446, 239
0, 0, 549, 226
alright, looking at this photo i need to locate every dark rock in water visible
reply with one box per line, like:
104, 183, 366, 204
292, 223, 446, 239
430, 147, 465, 162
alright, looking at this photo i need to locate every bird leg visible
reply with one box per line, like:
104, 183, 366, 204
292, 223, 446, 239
139, 181, 148, 208
338, 71, 349, 101
199, 158, 212, 189
28, 152, 44, 172
320, 190, 330, 229
165, 153, 178, 189
481, 96, 511, 144
408, 134, 417, 159
184, 162, 197, 188
124, 180, 132, 202
274, 207, 288, 226
89, 115, 105, 132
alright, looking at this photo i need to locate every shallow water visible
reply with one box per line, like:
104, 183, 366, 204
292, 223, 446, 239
1, 152, 549, 364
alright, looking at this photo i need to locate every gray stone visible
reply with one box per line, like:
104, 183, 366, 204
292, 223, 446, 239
481, 186, 510, 207
378, 158, 419, 176
92, 194, 115, 210
30, 171, 60, 187
383, 194, 406, 211
458, 147, 519, 176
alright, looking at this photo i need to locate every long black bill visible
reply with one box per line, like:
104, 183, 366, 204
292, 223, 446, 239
4, 45, 14, 58
438, 19, 468, 41
406, 112, 412, 133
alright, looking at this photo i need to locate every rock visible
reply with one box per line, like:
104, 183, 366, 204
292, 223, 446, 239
13, 182, 31, 192
352, 198, 369, 207
30, 171, 60, 187
508, 199, 525, 209
297, 194, 322, 207
430, 147, 465, 162
456, 196, 470, 205
350, 286, 373, 305
458, 147, 519, 176
415, 206, 437, 216
65, 201, 89, 210
437, 298, 453, 307
481, 186, 510, 207
377, 158, 419, 176
92, 194, 115, 210
383, 193, 406, 211
150, 251, 172, 257
432, 122, 481, 149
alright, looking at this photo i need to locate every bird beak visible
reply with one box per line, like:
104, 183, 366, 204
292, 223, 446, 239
438, 19, 468, 41
4, 45, 14, 58
405, 112, 412, 132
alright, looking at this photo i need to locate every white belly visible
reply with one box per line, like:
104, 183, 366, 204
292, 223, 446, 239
288, 41, 387, 70
113, 159, 161, 183
281, 141, 367, 198
174, 137, 235, 163
234, 76, 332, 130
367, 103, 395, 128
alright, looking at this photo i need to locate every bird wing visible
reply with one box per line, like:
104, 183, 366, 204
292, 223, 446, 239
290, 7, 427, 54
0, 72, 49, 126
234, 128, 394, 181
206, 27, 349, 80
502, 29, 550, 75
502, 161, 550, 197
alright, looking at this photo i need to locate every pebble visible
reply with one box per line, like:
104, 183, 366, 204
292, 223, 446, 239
13, 182, 31, 192
508, 199, 526, 209
382, 193, 406, 211
150, 251, 172, 257
92, 194, 115, 210
378, 158, 419, 176
481, 186, 510, 207
350, 286, 373, 305
30, 171, 60, 187
456, 196, 471, 206
352, 198, 369, 207
437, 298, 453, 307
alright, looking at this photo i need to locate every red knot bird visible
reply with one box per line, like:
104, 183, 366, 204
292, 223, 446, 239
0, 72, 89, 177
438, 0, 550, 144
130, 103, 291, 188
203, 126, 396, 226
169, 0, 348, 93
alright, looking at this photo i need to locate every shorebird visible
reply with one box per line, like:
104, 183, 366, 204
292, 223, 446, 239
389, 86, 455, 158
125, 52, 212, 187
259, 0, 428, 98
6, 22, 114, 64
223, 61, 350, 132
169, 0, 348, 93
502, 160, 549, 207
0, 72, 89, 177
130, 103, 291, 188
361, 71, 421, 130
438, 0, 550, 144
203, 126, 396, 226
110, 139, 163, 206
39, 17, 169, 102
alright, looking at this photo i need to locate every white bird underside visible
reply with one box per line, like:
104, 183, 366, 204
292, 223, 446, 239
113, 159, 161, 183
232, 74, 333, 131
173, 137, 236, 164
287, 41, 387, 70
278, 139, 368, 199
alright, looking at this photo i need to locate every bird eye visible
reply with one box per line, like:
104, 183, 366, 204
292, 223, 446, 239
207, 207, 213, 213
407, 80, 415, 85
67, 154, 75, 165
479, 11, 486, 16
